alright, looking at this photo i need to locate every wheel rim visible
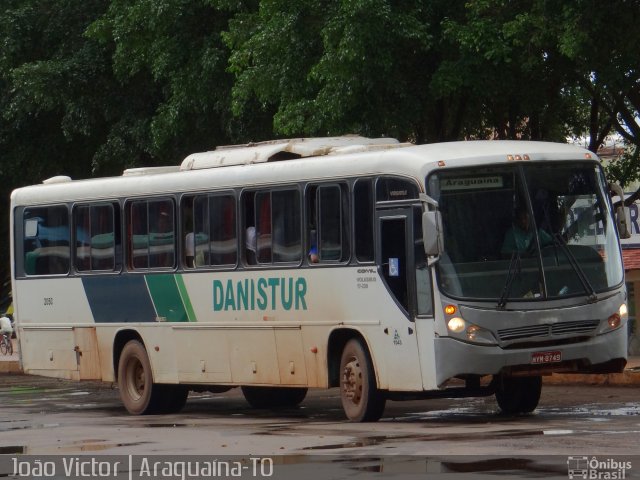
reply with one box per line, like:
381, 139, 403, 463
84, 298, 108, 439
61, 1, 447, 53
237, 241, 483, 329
342, 355, 363, 406
125, 357, 145, 402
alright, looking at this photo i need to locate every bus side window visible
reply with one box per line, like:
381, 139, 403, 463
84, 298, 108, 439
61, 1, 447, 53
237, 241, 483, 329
128, 199, 175, 270
23, 205, 70, 275
256, 192, 272, 263
272, 189, 301, 263
75, 205, 91, 272
182, 196, 197, 268
129, 201, 148, 269
354, 179, 374, 262
74, 203, 117, 272
242, 191, 257, 265
148, 200, 175, 269
209, 194, 237, 266
414, 207, 433, 316
307, 183, 348, 263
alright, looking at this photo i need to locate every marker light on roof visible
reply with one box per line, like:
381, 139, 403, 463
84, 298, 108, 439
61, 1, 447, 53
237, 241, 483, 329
585, 153, 592, 159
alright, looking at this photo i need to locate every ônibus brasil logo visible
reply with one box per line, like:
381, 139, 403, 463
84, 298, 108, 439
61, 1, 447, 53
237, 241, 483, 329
567, 456, 632, 479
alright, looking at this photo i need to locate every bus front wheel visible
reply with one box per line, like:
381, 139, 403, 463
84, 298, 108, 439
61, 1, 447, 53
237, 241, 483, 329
495, 375, 542, 414
118, 340, 164, 415
339, 338, 386, 422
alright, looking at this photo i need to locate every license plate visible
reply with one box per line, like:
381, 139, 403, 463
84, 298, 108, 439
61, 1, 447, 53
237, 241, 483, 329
531, 350, 562, 364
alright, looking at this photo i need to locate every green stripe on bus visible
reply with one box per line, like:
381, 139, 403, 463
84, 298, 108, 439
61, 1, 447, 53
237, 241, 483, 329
145, 274, 188, 322
175, 274, 197, 322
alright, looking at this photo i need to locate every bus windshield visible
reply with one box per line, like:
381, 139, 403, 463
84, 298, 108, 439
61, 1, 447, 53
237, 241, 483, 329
428, 163, 624, 302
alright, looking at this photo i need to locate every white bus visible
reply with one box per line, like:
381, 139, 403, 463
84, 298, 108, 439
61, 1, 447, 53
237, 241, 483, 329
10, 136, 629, 421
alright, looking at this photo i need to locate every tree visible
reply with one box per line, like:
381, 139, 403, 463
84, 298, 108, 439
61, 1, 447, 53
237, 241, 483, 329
226, 0, 487, 143
0, 0, 116, 294
553, 0, 640, 200
87, 0, 269, 170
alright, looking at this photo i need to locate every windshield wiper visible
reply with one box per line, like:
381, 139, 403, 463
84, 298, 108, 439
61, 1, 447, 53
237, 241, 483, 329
552, 233, 597, 302
497, 250, 521, 309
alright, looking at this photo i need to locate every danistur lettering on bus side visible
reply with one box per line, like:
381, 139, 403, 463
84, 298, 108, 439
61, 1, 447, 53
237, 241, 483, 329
213, 277, 307, 311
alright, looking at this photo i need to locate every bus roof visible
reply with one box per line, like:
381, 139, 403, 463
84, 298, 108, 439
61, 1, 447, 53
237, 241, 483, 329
11, 138, 597, 206
180, 135, 406, 170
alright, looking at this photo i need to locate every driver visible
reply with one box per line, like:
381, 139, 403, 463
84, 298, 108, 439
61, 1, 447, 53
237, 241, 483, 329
501, 207, 552, 255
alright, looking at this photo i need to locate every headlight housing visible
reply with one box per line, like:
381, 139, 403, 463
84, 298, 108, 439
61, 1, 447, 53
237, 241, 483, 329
446, 316, 497, 345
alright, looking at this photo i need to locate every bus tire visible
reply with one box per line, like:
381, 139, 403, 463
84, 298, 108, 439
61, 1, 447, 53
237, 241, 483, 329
156, 385, 189, 414
495, 376, 542, 414
117, 340, 163, 415
241, 386, 308, 409
339, 338, 386, 422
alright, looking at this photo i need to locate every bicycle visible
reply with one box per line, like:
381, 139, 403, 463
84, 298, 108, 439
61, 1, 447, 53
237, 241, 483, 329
0, 333, 12, 355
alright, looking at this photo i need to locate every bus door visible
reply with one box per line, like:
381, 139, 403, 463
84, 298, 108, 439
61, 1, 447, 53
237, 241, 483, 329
376, 207, 430, 391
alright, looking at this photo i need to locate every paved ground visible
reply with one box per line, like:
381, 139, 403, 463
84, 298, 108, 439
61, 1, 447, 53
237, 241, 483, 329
1, 342, 638, 480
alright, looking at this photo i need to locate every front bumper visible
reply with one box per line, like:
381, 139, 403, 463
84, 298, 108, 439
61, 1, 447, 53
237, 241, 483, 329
434, 325, 628, 386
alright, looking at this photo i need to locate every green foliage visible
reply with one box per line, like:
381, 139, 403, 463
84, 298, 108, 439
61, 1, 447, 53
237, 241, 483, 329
87, 0, 262, 166
226, 0, 474, 142
0, 0, 111, 182
1, 0, 640, 292
603, 145, 640, 190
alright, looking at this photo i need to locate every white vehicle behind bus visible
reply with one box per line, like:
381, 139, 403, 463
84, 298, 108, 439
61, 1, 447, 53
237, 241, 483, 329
10, 136, 628, 421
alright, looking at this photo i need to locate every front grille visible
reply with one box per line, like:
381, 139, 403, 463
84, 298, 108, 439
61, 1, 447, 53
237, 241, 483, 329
551, 319, 600, 335
497, 319, 600, 342
497, 324, 550, 341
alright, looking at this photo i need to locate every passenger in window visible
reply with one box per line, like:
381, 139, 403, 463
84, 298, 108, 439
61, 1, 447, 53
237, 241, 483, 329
501, 207, 552, 256
185, 231, 195, 268
182, 198, 195, 268
309, 229, 319, 263
245, 226, 257, 264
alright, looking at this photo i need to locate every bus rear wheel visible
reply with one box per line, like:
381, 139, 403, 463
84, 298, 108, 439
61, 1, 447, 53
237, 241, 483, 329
495, 375, 542, 414
241, 386, 308, 409
340, 338, 386, 422
118, 340, 166, 415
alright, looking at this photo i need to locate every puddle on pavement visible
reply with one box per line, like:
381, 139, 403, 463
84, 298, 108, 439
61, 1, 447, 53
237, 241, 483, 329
0, 423, 61, 432
303, 436, 388, 450
302, 428, 556, 451
56, 440, 150, 453
141, 423, 190, 428
348, 457, 567, 476
0, 445, 25, 454
540, 403, 640, 417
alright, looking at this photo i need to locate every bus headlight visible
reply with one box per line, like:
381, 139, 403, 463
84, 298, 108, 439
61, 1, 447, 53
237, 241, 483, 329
464, 324, 496, 344
447, 318, 497, 345
447, 317, 466, 333
619, 303, 628, 318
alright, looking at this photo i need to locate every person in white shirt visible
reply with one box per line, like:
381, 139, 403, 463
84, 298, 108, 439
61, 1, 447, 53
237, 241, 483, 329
0, 315, 13, 336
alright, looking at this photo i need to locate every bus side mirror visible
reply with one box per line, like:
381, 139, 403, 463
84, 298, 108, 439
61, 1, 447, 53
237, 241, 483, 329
422, 211, 443, 256
609, 182, 631, 239
616, 204, 631, 239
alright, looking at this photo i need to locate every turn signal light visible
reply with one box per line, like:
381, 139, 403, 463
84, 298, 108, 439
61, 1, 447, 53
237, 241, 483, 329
444, 305, 457, 315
